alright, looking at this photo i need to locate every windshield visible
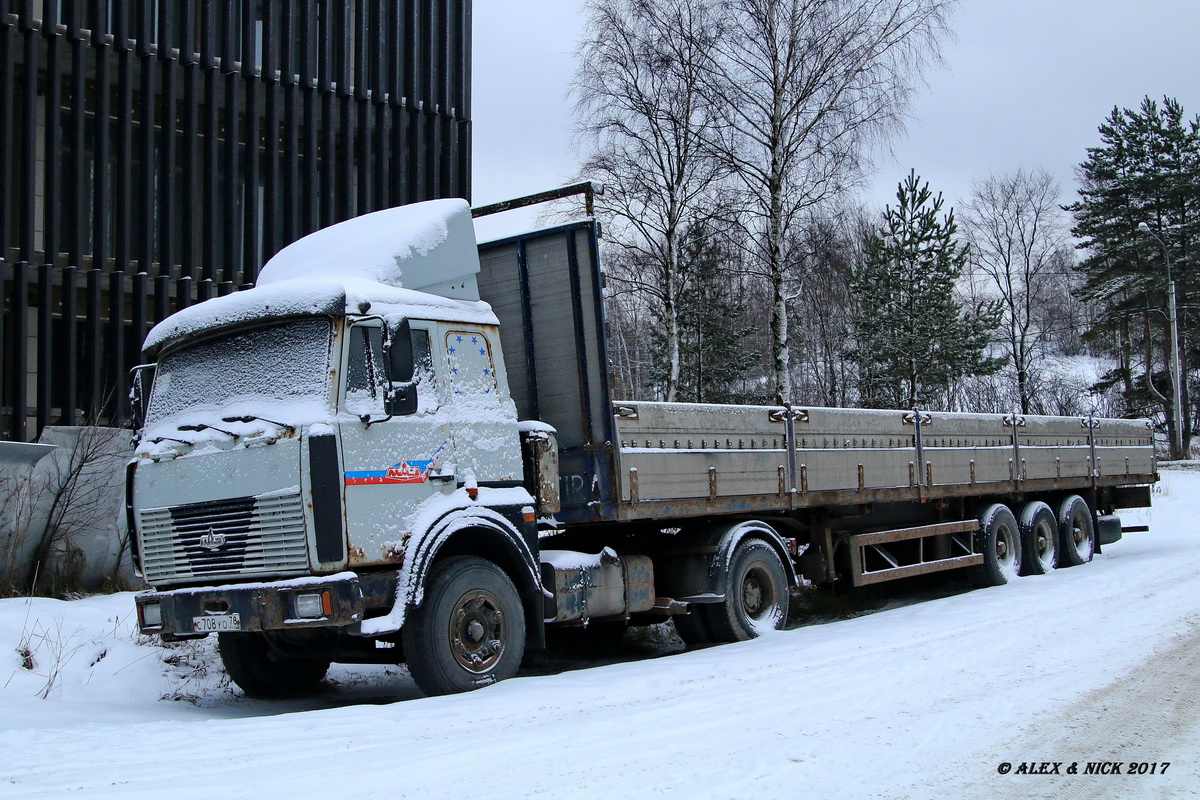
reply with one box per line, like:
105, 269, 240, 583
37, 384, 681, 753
144, 318, 334, 436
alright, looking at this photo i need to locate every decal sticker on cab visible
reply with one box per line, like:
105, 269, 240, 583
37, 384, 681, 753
344, 442, 446, 485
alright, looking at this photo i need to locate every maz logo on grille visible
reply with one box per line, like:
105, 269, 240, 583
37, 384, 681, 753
170, 496, 257, 574
198, 530, 227, 551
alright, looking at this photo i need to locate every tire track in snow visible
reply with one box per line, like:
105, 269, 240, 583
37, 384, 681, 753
908, 614, 1200, 800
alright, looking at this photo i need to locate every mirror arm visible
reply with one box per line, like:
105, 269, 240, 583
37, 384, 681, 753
360, 412, 394, 429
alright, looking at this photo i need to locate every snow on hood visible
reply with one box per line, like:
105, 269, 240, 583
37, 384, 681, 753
143, 200, 496, 353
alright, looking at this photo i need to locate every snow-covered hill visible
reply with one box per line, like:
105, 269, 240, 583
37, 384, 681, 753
1, 471, 1195, 799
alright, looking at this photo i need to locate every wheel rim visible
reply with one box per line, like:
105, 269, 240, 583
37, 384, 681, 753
1036, 518, 1056, 568
741, 564, 775, 621
997, 525, 1018, 571
447, 589, 506, 674
1071, 514, 1093, 559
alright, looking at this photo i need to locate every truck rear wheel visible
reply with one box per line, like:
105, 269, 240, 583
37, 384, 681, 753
1018, 501, 1058, 575
971, 504, 1022, 587
704, 538, 789, 642
402, 556, 526, 696
217, 632, 330, 698
1056, 495, 1095, 567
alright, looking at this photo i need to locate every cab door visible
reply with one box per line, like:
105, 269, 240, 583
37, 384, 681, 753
338, 319, 453, 566
441, 328, 524, 484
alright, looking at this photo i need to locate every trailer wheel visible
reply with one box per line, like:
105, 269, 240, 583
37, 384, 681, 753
217, 632, 330, 698
1018, 501, 1058, 575
402, 556, 526, 696
971, 504, 1022, 587
706, 539, 789, 642
1056, 495, 1095, 567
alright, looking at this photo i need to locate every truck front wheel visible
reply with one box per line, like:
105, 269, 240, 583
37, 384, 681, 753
217, 632, 331, 698
402, 556, 526, 696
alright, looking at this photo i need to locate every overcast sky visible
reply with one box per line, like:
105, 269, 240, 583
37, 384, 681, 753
470, 0, 1200, 240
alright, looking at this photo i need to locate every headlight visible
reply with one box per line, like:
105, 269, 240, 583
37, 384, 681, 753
140, 602, 162, 628
294, 591, 330, 619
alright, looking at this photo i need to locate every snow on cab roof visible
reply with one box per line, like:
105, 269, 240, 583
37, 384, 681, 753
143, 199, 497, 353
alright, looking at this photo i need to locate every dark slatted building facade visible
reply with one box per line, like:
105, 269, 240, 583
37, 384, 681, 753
0, 0, 472, 441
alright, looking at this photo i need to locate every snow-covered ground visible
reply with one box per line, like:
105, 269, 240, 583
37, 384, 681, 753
2, 470, 1196, 799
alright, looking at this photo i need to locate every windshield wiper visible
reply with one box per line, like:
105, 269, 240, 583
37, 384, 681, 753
222, 415, 297, 435
179, 423, 237, 437
150, 435, 192, 446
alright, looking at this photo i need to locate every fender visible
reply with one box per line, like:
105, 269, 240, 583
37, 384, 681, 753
708, 520, 800, 597
358, 492, 542, 637
664, 519, 800, 604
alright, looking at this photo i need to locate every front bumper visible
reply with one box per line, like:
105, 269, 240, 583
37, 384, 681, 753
136, 573, 365, 637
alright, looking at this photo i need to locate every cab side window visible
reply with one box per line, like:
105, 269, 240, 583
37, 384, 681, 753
411, 328, 439, 413
345, 324, 386, 415
345, 323, 439, 416
445, 330, 499, 398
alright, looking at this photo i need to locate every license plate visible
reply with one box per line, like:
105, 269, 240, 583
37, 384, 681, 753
193, 613, 241, 632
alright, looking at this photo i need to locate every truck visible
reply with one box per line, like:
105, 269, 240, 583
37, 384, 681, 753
127, 187, 1157, 698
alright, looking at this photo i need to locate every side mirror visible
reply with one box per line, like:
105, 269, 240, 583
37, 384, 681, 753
362, 316, 418, 425
382, 315, 414, 383
384, 381, 419, 417
129, 364, 156, 433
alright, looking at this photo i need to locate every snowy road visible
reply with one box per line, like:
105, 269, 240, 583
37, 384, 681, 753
2, 470, 1196, 799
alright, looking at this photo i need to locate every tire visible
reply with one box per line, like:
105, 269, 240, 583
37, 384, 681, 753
673, 604, 718, 646
546, 619, 628, 655
1018, 501, 1058, 575
970, 503, 1022, 587
402, 556, 526, 696
217, 632, 330, 698
704, 538, 789, 643
1057, 494, 1095, 567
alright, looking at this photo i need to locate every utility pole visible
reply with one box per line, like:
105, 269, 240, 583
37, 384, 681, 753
1139, 222, 1184, 460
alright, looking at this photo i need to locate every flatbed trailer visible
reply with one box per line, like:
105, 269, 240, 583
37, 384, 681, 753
478, 213, 1154, 587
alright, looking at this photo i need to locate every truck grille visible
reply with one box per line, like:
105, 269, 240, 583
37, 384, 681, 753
138, 489, 309, 585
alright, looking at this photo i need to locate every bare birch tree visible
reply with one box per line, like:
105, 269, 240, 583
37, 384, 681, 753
573, 0, 728, 400
961, 169, 1072, 414
709, 0, 954, 403
787, 208, 865, 406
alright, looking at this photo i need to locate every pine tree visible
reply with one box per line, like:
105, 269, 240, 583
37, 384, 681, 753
849, 171, 1002, 409
1065, 96, 1199, 456
673, 221, 760, 403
